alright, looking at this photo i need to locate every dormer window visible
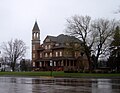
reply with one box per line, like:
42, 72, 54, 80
55, 43, 59, 46
39, 62, 42, 67
45, 38, 50, 42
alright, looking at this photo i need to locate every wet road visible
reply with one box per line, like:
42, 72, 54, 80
0, 77, 119, 93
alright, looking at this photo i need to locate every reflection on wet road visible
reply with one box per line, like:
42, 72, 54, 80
0, 77, 119, 93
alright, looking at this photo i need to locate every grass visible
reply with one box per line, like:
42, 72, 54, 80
0, 71, 120, 78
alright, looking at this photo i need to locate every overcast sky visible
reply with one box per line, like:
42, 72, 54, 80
0, 0, 120, 59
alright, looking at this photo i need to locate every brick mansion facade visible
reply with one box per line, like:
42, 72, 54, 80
32, 22, 89, 71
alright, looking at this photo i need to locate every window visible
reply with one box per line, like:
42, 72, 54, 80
32, 45, 35, 50
40, 53, 42, 58
45, 45, 47, 49
39, 62, 42, 67
50, 52, 52, 57
56, 52, 58, 57
55, 43, 59, 46
36, 32, 39, 39
45, 53, 48, 57
60, 51, 62, 56
48, 45, 51, 49
46, 38, 50, 42
50, 60, 53, 66
33, 33, 36, 39
33, 62, 35, 67
54, 61, 56, 66
33, 53, 35, 58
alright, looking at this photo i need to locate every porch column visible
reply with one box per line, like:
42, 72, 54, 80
65, 60, 67, 66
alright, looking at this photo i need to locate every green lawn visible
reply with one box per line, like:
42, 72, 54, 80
0, 71, 120, 78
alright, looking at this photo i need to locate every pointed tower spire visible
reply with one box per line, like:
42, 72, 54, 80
32, 21, 40, 41
32, 21, 40, 68
32, 21, 40, 31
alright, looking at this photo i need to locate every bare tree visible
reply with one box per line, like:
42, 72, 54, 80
65, 15, 118, 71
66, 15, 94, 71
91, 18, 117, 64
1, 39, 27, 71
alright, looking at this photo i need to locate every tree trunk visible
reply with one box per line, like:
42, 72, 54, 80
11, 62, 15, 71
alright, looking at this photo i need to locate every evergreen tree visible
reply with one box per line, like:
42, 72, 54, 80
109, 26, 120, 72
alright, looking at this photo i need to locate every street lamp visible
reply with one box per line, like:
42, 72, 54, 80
50, 60, 53, 76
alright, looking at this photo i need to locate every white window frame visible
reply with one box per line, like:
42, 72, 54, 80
55, 43, 59, 46
54, 61, 56, 66
50, 60, 53, 66
50, 52, 52, 57
39, 62, 42, 67
45, 53, 48, 57
56, 52, 58, 57
33, 62, 35, 67
60, 51, 62, 56
40, 53, 42, 58
33, 53, 35, 58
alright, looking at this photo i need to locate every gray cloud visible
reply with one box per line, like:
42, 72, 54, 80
0, 0, 120, 59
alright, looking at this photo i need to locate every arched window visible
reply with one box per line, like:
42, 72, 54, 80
50, 52, 52, 57
56, 52, 58, 57
60, 51, 62, 56
45, 53, 48, 57
33, 33, 36, 39
36, 32, 39, 39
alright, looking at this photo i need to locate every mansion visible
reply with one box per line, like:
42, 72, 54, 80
32, 22, 89, 71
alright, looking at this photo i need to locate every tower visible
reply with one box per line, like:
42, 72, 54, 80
32, 21, 40, 68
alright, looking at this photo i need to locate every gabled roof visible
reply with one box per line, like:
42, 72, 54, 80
43, 35, 57, 43
57, 34, 80, 43
43, 34, 81, 49
32, 21, 40, 31
47, 36, 57, 42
